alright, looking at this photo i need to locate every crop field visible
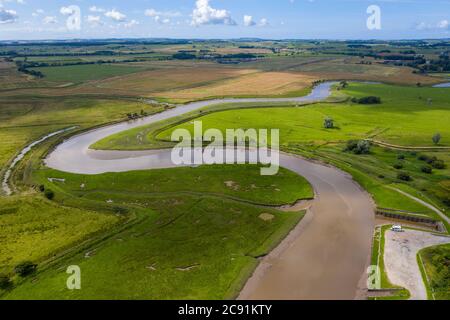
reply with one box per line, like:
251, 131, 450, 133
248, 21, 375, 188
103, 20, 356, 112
30, 64, 144, 84
96, 64, 256, 97
153, 71, 316, 102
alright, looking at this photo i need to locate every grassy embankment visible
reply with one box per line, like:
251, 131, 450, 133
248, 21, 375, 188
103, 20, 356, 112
368, 225, 410, 300
418, 243, 450, 300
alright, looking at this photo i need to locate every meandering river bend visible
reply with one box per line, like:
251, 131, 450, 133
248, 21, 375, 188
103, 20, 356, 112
45, 82, 375, 300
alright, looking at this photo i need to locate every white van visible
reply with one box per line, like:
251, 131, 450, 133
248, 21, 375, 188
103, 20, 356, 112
391, 225, 403, 232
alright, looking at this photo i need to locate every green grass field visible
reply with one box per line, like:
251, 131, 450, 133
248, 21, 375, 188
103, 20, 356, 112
36, 165, 313, 207
154, 83, 449, 147
1, 164, 311, 299
0, 196, 119, 274
418, 244, 450, 300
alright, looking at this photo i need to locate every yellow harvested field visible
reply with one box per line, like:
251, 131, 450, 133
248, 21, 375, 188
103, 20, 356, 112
95, 66, 255, 94
154, 71, 318, 101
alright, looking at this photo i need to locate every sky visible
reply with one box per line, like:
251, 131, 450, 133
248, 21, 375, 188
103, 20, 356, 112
0, 0, 449, 40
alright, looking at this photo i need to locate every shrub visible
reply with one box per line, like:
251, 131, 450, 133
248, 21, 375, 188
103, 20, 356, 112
431, 160, 446, 169
44, 189, 55, 200
397, 172, 412, 181
323, 117, 334, 129
426, 156, 438, 165
345, 140, 371, 154
14, 261, 37, 277
0, 274, 12, 290
432, 133, 441, 145
421, 165, 433, 174
113, 206, 128, 215
393, 162, 404, 169
418, 154, 429, 162
397, 154, 405, 160
352, 96, 381, 104
38, 184, 45, 192
443, 198, 450, 207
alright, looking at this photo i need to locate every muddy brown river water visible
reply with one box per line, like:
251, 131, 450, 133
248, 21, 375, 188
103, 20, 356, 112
45, 82, 375, 300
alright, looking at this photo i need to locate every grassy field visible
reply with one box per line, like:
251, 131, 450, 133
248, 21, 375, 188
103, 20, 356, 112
0, 196, 119, 274
0, 96, 164, 171
1, 164, 311, 299
35, 165, 313, 207
418, 244, 450, 300
154, 83, 450, 147
2, 197, 304, 300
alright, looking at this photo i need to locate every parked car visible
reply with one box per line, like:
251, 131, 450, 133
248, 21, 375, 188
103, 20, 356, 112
391, 225, 403, 232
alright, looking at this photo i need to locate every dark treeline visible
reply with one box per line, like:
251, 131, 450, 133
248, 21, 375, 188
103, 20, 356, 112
1, 50, 155, 57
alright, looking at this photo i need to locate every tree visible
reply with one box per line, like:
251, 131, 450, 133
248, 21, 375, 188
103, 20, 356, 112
431, 160, 445, 170
0, 274, 12, 290
340, 80, 348, 89
324, 117, 334, 129
345, 140, 371, 155
352, 96, 381, 104
14, 261, 37, 277
393, 162, 403, 169
44, 189, 54, 200
421, 165, 433, 174
397, 172, 412, 181
432, 133, 441, 145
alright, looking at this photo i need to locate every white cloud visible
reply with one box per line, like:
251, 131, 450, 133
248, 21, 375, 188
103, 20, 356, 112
145, 8, 181, 18
105, 9, 126, 22
31, 9, 44, 17
438, 20, 449, 29
243, 15, 256, 27
87, 15, 103, 26
89, 6, 105, 13
416, 20, 450, 31
259, 18, 269, 27
43, 15, 57, 24
124, 19, 139, 28
191, 0, 236, 26
60, 6, 78, 16
0, 8, 17, 24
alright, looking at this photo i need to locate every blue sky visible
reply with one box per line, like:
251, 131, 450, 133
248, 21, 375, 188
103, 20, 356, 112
0, 0, 449, 40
